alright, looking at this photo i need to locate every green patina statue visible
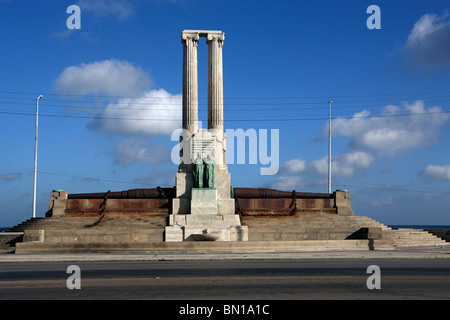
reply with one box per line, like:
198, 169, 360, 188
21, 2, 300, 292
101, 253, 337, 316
193, 153, 215, 188
193, 153, 204, 188
204, 154, 215, 188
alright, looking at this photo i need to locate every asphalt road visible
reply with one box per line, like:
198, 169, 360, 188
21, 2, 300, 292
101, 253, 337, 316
1, 259, 450, 302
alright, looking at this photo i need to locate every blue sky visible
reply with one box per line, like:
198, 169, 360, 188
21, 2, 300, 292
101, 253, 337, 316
1, 0, 450, 227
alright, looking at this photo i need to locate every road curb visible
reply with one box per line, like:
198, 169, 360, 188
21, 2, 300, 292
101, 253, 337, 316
2, 245, 450, 262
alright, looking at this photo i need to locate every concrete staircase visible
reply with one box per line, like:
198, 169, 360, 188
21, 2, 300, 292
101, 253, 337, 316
7, 215, 168, 244
240, 214, 381, 241
240, 214, 448, 247
382, 228, 448, 247
7, 213, 448, 250
8, 217, 98, 232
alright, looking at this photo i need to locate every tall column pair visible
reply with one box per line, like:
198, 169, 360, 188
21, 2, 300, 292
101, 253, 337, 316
181, 30, 224, 141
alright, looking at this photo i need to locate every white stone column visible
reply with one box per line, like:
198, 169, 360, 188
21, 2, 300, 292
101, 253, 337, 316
207, 32, 225, 165
182, 31, 199, 135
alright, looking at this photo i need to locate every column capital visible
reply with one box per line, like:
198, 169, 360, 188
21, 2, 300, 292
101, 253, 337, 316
206, 32, 225, 47
181, 31, 199, 46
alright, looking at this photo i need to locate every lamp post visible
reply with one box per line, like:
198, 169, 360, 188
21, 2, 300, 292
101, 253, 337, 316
328, 100, 333, 194
32, 95, 43, 219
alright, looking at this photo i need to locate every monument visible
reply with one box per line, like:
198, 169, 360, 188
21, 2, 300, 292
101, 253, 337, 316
165, 30, 248, 242
6, 29, 448, 254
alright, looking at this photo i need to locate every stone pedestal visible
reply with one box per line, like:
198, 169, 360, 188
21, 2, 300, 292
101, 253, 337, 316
166, 186, 247, 242
167, 164, 246, 241
165, 216, 248, 242
191, 188, 218, 214
334, 190, 355, 216
46, 190, 68, 217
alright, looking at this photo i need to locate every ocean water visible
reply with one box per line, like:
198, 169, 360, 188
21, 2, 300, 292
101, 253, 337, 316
389, 225, 450, 230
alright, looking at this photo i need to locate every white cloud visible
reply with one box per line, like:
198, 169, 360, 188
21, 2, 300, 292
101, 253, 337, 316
281, 151, 374, 178
54, 59, 181, 136
270, 175, 306, 191
54, 59, 151, 96
281, 158, 306, 174
113, 138, 171, 166
310, 151, 375, 177
330, 100, 448, 157
420, 164, 450, 181
405, 12, 450, 68
88, 88, 182, 136
76, 0, 135, 20
272, 151, 375, 190
332, 151, 375, 176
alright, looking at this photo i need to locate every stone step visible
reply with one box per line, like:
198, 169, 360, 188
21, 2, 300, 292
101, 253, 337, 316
248, 232, 351, 241
383, 230, 441, 238
10, 212, 445, 248
0, 232, 24, 249
24, 230, 164, 244
14, 239, 395, 254
8, 215, 168, 232
392, 242, 447, 247
242, 214, 447, 246
8, 218, 93, 232
381, 228, 448, 247
65, 209, 169, 217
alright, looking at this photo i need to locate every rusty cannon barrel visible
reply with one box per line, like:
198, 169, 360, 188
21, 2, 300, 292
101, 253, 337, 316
68, 187, 331, 200
232, 187, 332, 199
68, 187, 175, 199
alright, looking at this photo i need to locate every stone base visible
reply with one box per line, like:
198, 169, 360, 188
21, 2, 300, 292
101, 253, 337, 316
172, 188, 235, 215
165, 225, 248, 242
165, 212, 248, 242
191, 188, 218, 215
172, 198, 190, 215
218, 198, 235, 215
47, 190, 68, 217
165, 226, 184, 242
169, 213, 241, 226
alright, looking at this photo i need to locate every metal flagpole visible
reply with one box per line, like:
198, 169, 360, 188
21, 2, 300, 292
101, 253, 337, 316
328, 100, 333, 194
33, 95, 43, 218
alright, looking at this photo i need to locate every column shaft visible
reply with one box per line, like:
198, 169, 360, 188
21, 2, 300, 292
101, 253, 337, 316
182, 33, 199, 135
207, 33, 224, 136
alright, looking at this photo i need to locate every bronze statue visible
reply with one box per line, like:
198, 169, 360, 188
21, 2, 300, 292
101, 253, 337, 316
204, 154, 215, 188
192, 153, 204, 188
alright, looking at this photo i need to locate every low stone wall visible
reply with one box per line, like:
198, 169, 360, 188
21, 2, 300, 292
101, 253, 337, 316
47, 190, 171, 217
46, 189, 353, 217
23, 228, 164, 244
235, 190, 353, 217
65, 198, 170, 216
15, 239, 394, 254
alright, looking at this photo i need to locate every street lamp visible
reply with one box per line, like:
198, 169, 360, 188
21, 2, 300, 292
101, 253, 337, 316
32, 95, 43, 219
